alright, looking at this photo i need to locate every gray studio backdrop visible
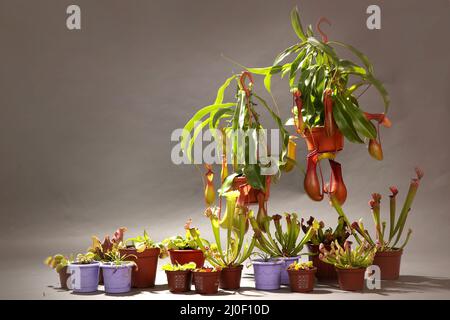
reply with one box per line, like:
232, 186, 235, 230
0, 0, 449, 297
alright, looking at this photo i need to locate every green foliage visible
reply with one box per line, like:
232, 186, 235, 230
188, 192, 255, 268
161, 262, 197, 271
287, 261, 314, 271
75, 252, 96, 264
245, 7, 389, 144
44, 254, 73, 273
103, 250, 136, 266
124, 230, 158, 253
181, 73, 289, 191
249, 213, 319, 257
319, 240, 376, 269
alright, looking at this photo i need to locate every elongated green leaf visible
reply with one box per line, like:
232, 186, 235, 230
330, 41, 374, 73
290, 7, 307, 41
218, 172, 239, 195
307, 37, 339, 63
212, 107, 234, 127
339, 96, 377, 139
274, 44, 299, 66
338, 59, 367, 76
214, 75, 236, 105
333, 98, 364, 143
181, 103, 236, 161
365, 74, 390, 113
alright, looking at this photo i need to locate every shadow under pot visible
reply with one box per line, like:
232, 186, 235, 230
68, 262, 100, 293
288, 267, 317, 293
58, 266, 71, 290
252, 259, 284, 290
119, 247, 160, 288
279, 256, 300, 285
192, 271, 221, 294
336, 267, 366, 291
166, 270, 192, 293
219, 265, 243, 290
169, 249, 205, 268
373, 249, 403, 280
307, 244, 337, 281
101, 262, 133, 294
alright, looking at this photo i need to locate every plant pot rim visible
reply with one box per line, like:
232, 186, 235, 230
277, 255, 301, 260
288, 267, 317, 274
223, 265, 243, 271
165, 269, 192, 274
169, 249, 202, 253
375, 248, 403, 256
119, 247, 160, 257
193, 270, 221, 275
251, 259, 284, 265
335, 267, 366, 273
100, 262, 134, 269
68, 261, 100, 267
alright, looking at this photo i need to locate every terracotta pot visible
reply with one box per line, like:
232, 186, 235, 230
166, 270, 192, 293
219, 265, 243, 290
302, 127, 344, 153
169, 249, 205, 268
307, 244, 337, 281
336, 267, 366, 291
119, 247, 160, 288
232, 176, 270, 204
373, 249, 403, 280
288, 268, 317, 293
192, 271, 221, 294
58, 266, 70, 290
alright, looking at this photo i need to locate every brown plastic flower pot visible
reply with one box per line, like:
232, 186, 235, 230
192, 271, 221, 294
232, 176, 270, 204
58, 266, 70, 290
166, 270, 192, 293
288, 268, 317, 293
219, 265, 243, 290
169, 249, 205, 268
336, 267, 366, 291
373, 249, 403, 280
307, 244, 337, 281
302, 127, 344, 153
119, 247, 160, 288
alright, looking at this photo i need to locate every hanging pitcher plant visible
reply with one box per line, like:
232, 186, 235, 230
181, 71, 289, 206
242, 7, 391, 205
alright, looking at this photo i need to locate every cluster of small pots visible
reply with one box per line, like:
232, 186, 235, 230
57, 244, 403, 294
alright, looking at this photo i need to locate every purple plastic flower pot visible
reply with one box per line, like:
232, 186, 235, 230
68, 262, 100, 293
278, 256, 300, 285
101, 263, 133, 294
252, 259, 283, 290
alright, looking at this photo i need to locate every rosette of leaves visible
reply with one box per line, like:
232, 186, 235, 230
161, 262, 197, 271
249, 213, 319, 257
301, 216, 350, 246
181, 71, 289, 192
246, 7, 389, 145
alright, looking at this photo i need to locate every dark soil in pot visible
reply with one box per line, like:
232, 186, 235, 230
219, 265, 243, 290
166, 270, 192, 293
373, 249, 403, 280
288, 268, 317, 293
119, 247, 160, 288
169, 249, 205, 268
336, 267, 366, 291
192, 271, 221, 294
307, 244, 337, 281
